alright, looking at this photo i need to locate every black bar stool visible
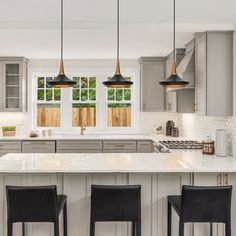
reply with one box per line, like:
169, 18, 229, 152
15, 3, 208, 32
6, 185, 67, 236
90, 185, 141, 236
167, 185, 232, 236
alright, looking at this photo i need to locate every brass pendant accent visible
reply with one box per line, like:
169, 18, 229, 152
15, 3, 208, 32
171, 60, 177, 75
115, 61, 121, 75
59, 60, 65, 75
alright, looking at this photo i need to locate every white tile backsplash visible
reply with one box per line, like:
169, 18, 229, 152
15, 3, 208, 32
0, 113, 27, 135
138, 112, 179, 134
1, 110, 236, 155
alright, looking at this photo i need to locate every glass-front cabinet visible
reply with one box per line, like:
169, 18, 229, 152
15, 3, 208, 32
1, 57, 28, 112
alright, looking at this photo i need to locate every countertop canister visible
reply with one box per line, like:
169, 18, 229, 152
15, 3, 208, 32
215, 129, 227, 157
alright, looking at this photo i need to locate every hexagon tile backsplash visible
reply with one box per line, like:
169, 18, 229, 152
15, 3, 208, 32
0, 111, 235, 155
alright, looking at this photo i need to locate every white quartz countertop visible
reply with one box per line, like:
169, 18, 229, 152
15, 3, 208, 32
0, 152, 235, 173
0, 134, 192, 142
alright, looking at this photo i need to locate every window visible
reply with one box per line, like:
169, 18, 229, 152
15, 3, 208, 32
106, 77, 132, 127
33, 71, 137, 133
36, 77, 61, 127
72, 77, 96, 127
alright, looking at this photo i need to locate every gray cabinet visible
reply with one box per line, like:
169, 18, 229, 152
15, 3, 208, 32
195, 32, 233, 116
165, 48, 195, 113
137, 141, 153, 153
140, 57, 165, 112
0, 141, 21, 157
0, 57, 28, 112
56, 140, 103, 153
166, 89, 195, 113
22, 141, 56, 153
103, 140, 137, 153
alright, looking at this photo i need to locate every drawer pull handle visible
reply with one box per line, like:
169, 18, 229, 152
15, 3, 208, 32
217, 174, 222, 186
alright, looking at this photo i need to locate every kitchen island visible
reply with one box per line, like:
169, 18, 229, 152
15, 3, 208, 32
0, 152, 235, 236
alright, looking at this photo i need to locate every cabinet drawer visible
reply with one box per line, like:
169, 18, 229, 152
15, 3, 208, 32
0, 141, 21, 150
137, 141, 153, 153
57, 149, 102, 153
103, 141, 137, 150
57, 141, 102, 150
103, 149, 137, 153
22, 141, 56, 153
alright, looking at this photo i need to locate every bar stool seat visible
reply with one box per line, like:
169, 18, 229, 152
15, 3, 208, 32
167, 185, 232, 236
6, 185, 67, 236
90, 185, 141, 236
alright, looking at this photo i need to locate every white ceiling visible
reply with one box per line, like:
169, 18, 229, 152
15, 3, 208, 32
0, 0, 235, 59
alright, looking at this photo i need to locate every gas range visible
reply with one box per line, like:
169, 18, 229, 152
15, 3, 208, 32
153, 140, 202, 153
159, 140, 202, 150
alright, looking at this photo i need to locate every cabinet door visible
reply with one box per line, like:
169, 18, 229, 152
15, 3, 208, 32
166, 92, 176, 112
193, 173, 220, 236
137, 141, 153, 153
22, 141, 56, 153
176, 90, 195, 113
195, 34, 207, 115
140, 58, 165, 112
2, 61, 22, 112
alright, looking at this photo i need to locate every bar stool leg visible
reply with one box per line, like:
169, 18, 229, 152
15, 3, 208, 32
210, 223, 213, 236
63, 202, 67, 236
7, 221, 13, 236
179, 221, 184, 236
90, 221, 95, 236
136, 221, 141, 236
168, 201, 171, 236
22, 222, 25, 236
226, 222, 231, 236
54, 220, 59, 236
132, 222, 136, 236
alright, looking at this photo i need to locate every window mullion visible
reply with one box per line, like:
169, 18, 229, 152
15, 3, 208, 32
60, 88, 72, 129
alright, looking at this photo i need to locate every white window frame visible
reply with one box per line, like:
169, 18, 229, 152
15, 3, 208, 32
30, 67, 139, 134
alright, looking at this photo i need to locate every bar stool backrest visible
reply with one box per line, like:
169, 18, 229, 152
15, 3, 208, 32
6, 185, 58, 222
181, 185, 232, 223
90, 185, 141, 222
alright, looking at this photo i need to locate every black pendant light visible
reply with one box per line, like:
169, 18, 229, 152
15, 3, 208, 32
103, 0, 133, 88
159, 0, 189, 88
47, 0, 77, 88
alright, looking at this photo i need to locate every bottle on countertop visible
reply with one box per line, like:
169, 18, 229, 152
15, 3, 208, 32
166, 120, 174, 136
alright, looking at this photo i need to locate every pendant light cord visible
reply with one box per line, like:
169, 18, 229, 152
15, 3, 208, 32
173, 0, 176, 62
117, 0, 119, 62
61, 0, 63, 61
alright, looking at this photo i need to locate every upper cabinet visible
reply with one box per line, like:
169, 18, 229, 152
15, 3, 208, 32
165, 46, 195, 113
195, 32, 233, 116
140, 57, 165, 112
0, 57, 28, 112
166, 89, 195, 113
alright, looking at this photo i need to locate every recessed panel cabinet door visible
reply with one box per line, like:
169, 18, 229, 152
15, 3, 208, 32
22, 141, 56, 153
195, 34, 207, 115
140, 58, 165, 112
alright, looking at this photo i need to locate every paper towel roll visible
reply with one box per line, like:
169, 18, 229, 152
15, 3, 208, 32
215, 129, 227, 157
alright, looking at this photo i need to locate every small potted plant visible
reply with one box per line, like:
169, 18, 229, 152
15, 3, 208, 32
2, 126, 16, 136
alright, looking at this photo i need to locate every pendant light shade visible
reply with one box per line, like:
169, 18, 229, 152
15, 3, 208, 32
103, 0, 133, 88
47, 0, 76, 88
159, 0, 189, 88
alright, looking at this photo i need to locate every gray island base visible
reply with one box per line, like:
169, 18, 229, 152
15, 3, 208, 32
0, 152, 236, 236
